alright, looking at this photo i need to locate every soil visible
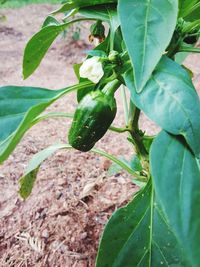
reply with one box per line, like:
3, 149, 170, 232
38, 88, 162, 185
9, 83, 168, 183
0, 4, 199, 267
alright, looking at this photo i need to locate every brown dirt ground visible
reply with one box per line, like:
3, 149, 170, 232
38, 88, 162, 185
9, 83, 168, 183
0, 4, 199, 267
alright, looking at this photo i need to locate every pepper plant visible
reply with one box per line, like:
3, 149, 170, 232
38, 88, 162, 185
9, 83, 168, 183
1, 0, 200, 266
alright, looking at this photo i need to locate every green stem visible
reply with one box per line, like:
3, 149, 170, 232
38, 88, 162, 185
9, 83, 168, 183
179, 46, 200, 53
34, 112, 73, 124
109, 126, 130, 133
34, 111, 129, 134
129, 104, 140, 129
121, 88, 148, 159
102, 79, 121, 95
121, 85, 129, 126
167, 37, 182, 59
91, 147, 147, 182
128, 101, 148, 159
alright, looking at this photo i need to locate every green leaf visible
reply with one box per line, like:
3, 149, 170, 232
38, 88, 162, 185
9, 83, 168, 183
79, 4, 118, 24
107, 155, 142, 176
42, 16, 60, 28
119, 0, 178, 92
150, 131, 200, 267
0, 82, 92, 163
124, 56, 200, 156
0, 86, 60, 163
96, 180, 190, 266
19, 143, 146, 199
130, 155, 143, 172
23, 17, 87, 79
19, 144, 68, 199
179, 0, 199, 18
185, 4, 200, 21
51, 0, 117, 14
107, 161, 123, 176
19, 168, 39, 200
23, 24, 65, 79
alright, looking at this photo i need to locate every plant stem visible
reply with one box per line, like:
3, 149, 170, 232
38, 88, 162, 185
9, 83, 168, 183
121, 85, 129, 126
179, 46, 200, 53
128, 101, 148, 159
34, 111, 129, 134
91, 147, 147, 182
109, 125, 130, 133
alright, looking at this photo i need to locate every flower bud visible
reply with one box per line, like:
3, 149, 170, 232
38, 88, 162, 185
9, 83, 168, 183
108, 50, 121, 65
89, 20, 105, 44
79, 56, 104, 84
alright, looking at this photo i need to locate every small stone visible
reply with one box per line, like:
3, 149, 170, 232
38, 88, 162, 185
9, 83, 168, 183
41, 229, 49, 239
60, 244, 69, 253
35, 212, 40, 220
70, 237, 75, 243
80, 232, 87, 240
55, 191, 62, 200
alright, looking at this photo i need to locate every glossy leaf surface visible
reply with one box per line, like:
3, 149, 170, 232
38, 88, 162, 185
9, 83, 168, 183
96, 181, 190, 267
119, 0, 178, 92
0, 82, 92, 163
179, 0, 199, 17
80, 4, 119, 30
0, 86, 61, 163
124, 56, 200, 156
23, 23, 64, 79
151, 131, 200, 267
52, 0, 117, 14
19, 143, 142, 199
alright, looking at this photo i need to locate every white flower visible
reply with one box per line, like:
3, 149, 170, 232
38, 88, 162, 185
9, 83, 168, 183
79, 56, 104, 84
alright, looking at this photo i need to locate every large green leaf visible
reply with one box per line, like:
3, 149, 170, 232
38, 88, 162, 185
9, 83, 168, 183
185, 4, 200, 21
124, 56, 200, 156
51, 0, 117, 14
96, 180, 190, 266
151, 131, 200, 267
79, 4, 119, 31
179, 0, 199, 17
119, 0, 178, 92
0, 82, 92, 163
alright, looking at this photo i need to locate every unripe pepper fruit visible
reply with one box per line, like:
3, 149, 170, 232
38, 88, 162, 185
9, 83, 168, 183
68, 80, 120, 152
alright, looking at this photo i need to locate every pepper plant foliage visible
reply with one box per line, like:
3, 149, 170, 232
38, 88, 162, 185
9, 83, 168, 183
1, 0, 200, 266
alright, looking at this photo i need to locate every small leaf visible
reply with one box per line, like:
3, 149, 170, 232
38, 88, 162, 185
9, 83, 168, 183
151, 131, 200, 266
23, 24, 65, 79
119, 0, 178, 92
130, 155, 142, 172
107, 162, 123, 176
107, 155, 142, 176
19, 168, 39, 200
107, 156, 126, 176
19, 144, 69, 199
42, 16, 60, 28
